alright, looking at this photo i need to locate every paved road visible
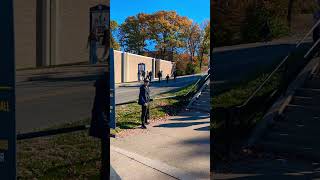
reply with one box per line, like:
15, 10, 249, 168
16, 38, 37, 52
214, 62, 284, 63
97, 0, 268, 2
16, 74, 200, 133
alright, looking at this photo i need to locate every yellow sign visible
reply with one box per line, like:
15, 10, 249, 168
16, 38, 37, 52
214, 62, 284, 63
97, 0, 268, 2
0, 101, 9, 112
0, 140, 8, 150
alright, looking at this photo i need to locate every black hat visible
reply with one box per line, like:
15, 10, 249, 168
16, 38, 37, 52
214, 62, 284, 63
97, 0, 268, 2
144, 79, 150, 83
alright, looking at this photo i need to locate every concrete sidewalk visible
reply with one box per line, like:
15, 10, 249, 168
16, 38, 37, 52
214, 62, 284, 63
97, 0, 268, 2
110, 110, 210, 180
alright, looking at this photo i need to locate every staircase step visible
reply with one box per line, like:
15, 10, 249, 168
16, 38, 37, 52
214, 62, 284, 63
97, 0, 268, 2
295, 88, 320, 97
291, 96, 320, 106
284, 105, 320, 116
263, 131, 320, 147
189, 106, 210, 113
304, 79, 320, 89
258, 141, 320, 162
272, 118, 320, 133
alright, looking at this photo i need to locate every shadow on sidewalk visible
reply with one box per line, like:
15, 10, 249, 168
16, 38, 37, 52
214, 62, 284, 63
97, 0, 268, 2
154, 121, 210, 129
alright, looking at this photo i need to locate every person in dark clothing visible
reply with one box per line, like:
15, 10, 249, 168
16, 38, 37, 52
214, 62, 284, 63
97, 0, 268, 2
87, 31, 98, 64
166, 74, 170, 83
89, 72, 109, 179
261, 20, 271, 43
313, 9, 320, 57
148, 71, 152, 81
141, 70, 146, 80
101, 28, 110, 61
173, 71, 177, 81
89, 72, 108, 138
157, 71, 162, 83
138, 79, 151, 129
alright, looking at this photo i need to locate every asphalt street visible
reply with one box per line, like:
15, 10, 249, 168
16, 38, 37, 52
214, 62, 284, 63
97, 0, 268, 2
16, 74, 200, 133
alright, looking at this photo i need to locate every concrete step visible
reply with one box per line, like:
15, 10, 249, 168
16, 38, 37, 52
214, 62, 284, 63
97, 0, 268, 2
284, 104, 320, 116
291, 96, 320, 106
197, 96, 210, 101
295, 88, 320, 97
191, 103, 210, 108
258, 141, 320, 162
189, 105, 210, 113
304, 79, 320, 89
272, 118, 320, 133
263, 130, 320, 147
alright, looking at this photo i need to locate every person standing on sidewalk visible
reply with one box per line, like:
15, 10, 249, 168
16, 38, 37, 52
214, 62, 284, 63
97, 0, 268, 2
87, 31, 98, 64
173, 71, 177, 81
166, 74, 170, 83
148, 71, 153, 81
138, 79, 151, 129
313, 3, 320, 56
157, 70, 162, 83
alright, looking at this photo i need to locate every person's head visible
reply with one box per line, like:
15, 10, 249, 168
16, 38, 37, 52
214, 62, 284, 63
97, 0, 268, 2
143, 79, 150, 86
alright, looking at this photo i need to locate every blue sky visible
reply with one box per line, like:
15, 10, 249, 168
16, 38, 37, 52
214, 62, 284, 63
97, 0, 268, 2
111, 0, 210, 24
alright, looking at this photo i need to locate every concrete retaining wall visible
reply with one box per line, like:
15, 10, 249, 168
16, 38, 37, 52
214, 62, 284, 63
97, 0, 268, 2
159, 59, 173, 78
113, 50, 173, 83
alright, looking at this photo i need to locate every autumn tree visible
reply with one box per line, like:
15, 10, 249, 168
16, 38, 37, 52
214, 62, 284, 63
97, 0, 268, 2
148, 11, 193, 61
118, 13, 151, 54
111, 20, 120, 50
184, 22, 201, 63
198, 21, 210, 69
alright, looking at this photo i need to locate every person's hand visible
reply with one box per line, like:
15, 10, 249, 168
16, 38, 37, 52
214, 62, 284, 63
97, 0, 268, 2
144, 103, 148, 106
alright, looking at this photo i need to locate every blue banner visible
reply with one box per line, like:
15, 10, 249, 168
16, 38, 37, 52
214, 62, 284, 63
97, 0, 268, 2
0, 0, 16, 179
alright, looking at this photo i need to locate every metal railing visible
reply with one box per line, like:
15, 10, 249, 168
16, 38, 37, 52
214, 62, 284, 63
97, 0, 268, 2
17, 71, 210, 140
215, 18, 320, 159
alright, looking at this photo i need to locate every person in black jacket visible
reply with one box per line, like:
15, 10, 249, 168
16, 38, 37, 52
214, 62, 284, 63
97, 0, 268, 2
138, 79, 151, 129
89, 71, 109, 179
89, 72, 108, 138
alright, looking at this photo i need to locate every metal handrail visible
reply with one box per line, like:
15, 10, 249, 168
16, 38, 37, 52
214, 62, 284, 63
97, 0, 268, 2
237, 21, 317, 109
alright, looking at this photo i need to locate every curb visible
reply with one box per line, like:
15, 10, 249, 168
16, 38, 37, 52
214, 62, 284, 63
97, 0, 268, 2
247, 57, 320, 147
